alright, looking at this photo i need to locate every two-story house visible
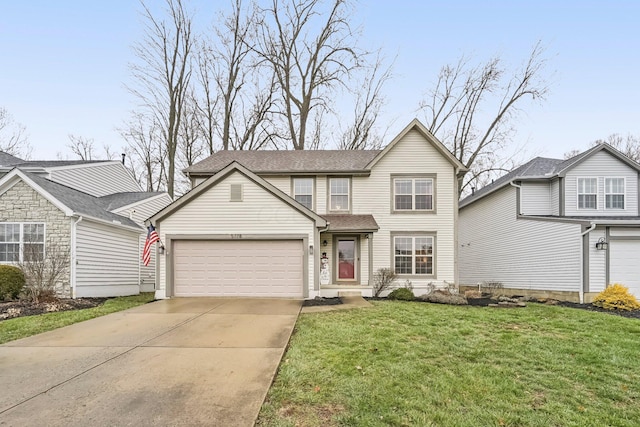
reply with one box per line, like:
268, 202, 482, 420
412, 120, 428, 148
459, 143, 640, 302
0, 153, 172, 297
149, 119, 466, 299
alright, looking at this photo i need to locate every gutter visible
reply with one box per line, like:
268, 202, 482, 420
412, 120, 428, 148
70, 216, 83, 298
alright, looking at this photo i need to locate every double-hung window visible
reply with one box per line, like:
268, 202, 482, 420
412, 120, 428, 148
0, 223, 45, 262
394, 235, 434, 275
293, 178, 314, 210
394, 177, 433, 211
329, 177, 350, 211
605, 178, 625, 209
577, 178, 597, 210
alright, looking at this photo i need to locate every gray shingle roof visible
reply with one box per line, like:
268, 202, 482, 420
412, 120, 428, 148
23, 171, 143, 229
13, 159, 112, 168
460, 157, 563, 207
0, 151, 25, 166
99, 192, 165, 211
321, 214, 379, 232
184, 150, 381, 175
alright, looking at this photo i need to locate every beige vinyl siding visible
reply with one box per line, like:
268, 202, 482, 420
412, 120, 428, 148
115, 194, 173, 291
316, 176, 327, 215
520, 182, 551, 215
75, 220, 141, 297
609, 227, 640, 237
352, 129, 457, 291
263, 176, 290, 195
49, 163, 141, 197
550, 178, 560, 215
564, 151, 638, 216
157, 171, 315, 296
459, 186, 582, 292
588, 228, 607, 293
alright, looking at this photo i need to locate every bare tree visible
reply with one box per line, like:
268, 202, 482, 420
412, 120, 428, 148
0, 107, 31, 158
19, 237, 70, 303
120, 113, 166, 192
128, 0, 195, 198
254, 0, 361, 150
419, 42, 550, 196
338, 53, 392, 150
564, 133, 640, 162
67, 134, 96, 160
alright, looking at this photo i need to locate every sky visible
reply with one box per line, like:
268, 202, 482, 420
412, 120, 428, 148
1, 0, 639, 161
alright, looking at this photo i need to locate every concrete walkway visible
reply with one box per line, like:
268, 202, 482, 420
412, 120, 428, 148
0, 297, 301, 427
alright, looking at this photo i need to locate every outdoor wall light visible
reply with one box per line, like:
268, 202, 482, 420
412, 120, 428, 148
595, 237, 608, 251
309, 245, 314, 255
323, 240, 328, 246
159, 245, 166, 255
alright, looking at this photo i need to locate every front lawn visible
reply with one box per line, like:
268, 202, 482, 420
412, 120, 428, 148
257, 301, 640, 427
0, 293, 155, 344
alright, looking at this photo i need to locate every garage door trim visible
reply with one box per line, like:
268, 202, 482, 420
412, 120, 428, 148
164, 233, 309, 298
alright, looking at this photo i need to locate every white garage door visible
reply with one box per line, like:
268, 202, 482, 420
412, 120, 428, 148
609, 240, 640, 298
173, 240, 304, 297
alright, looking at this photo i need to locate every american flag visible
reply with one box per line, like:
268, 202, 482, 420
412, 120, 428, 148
143, 225, 160, 267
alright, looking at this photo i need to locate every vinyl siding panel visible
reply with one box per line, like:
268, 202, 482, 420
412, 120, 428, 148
459, 186, 582, 292
157, 171, 315, 296
588, 228, 606, 293
564, 151, 638, 216
550, 178, 560, 215
520, 182, 551, 215
316, 176, 327, 215
263, 176, 290, 195
352, 129, 457, 291
75, 220, 141, 297
115, 194, 173, 291
49, 163, 141, 197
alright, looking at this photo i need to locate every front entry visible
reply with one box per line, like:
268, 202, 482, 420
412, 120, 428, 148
336, 237, 358, 282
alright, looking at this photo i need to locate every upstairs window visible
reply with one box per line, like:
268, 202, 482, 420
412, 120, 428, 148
329, 177, 350, 211
394, 178, 433, 211
0, 223, 45, 262
293, 178, 314, 210
605, 178, 625, 209
577, 178, 597, 209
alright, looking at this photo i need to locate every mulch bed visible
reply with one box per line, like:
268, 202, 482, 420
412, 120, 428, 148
303, 297, 343, 307
0, 298, 108, 321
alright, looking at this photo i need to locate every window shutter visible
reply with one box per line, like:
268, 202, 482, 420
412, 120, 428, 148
230, 184, 243, 202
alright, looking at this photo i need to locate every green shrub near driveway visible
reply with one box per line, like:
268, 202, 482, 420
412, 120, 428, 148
387, 287, 414, 301
0, 265, 25, 300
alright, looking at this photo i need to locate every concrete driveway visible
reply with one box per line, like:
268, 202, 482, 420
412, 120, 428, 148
0, 297, 301, 427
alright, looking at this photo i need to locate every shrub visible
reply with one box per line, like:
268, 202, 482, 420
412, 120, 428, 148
592, 284, 640, 311
480, 280, 504, 295
0, 265, 26, 300
388, 287, 415, 301
373, 268, 397, 297
419, 290, 468, 305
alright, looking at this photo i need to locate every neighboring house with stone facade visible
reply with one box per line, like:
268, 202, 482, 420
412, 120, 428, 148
0, 153, 172, 297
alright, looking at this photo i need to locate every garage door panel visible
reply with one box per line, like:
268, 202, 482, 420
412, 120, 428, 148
173, 240, 303, 297
609, 240, 640, 299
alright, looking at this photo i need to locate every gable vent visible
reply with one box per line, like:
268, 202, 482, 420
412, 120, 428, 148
230, 183, 243, 202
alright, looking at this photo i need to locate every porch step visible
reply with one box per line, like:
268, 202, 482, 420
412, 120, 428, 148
338, 291, 362, 297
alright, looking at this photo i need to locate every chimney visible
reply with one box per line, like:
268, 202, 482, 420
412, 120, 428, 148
121, 153, 126, 165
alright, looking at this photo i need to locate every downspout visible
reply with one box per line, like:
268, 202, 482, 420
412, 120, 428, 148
70, 216, 83, 299
579, 223, 597, 304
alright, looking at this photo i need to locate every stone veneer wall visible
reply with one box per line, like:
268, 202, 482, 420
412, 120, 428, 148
0, 181, 72, 297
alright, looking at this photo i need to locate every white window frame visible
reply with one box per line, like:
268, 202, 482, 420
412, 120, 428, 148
0, 222, 46, 263
577, 177, 598, 210
393, 177, 434, 212
605, 177, 625, 210
393, 235, 435, 276
292, 177, 314, 210
329, 177, 350, 212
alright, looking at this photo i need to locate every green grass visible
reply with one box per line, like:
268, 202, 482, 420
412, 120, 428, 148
0, 293, 155, 344
257, 301, 640, 427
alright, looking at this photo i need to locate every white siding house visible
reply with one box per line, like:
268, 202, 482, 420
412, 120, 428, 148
459, 144, 640, 302
151, 119, 465, 299
0, 155, 172, 298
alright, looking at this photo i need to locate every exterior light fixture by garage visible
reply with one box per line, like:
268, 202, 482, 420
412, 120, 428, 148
595, 237, 608, 250
159, 244, 166, 254
323, 240, 328, 246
